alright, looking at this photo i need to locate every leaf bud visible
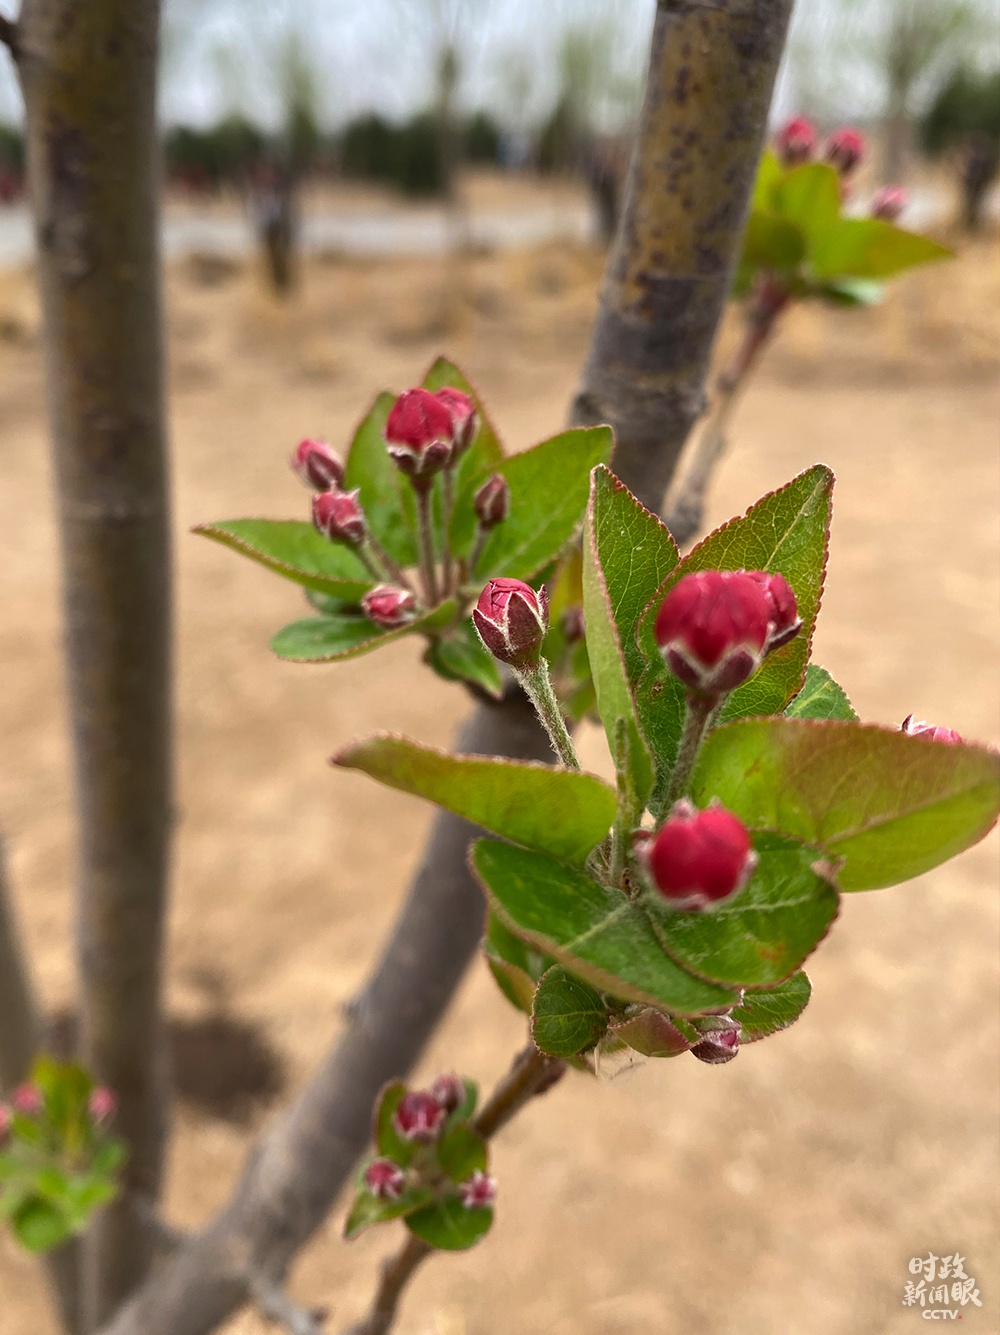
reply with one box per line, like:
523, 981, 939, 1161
638, 799, 756, 911
825, 127, 865, 175
312, 487, 367, 546
435, 387, 477, 457
291, 437, 344, 491
384, 388, 455, 483
364, 1156, 406, 1201
472, 578, 549, 670
473, 473, 510, 530
774, 116, 817, 165
901, 715, 962, 745
871, 185, 907, 221
459, 1169, 497, 1209
654, 569, 771, 697
392, 1089, 446, 1143
361, 584, 418, 629
746, 569, 801, 652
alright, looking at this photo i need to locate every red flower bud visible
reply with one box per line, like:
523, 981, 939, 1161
361, 584, 417, 629
746, 569, 801, 651
871, 184, 907, 221
312, 487, 366, 546
291, 437, 344, 492
775, 116, 817, 165
364, 1156, 406, 1201
435, 387, 477, 456
88, 1087, 118, 1123
640, 800, 756, 911
384, 388, 455, 482
901, 715, 962, 745
690, 1016, 741, 1065
429, 1072, 465, 1115
0, 1105, 11, 1142
473, 473, 510, 530
472, 578, 549, 670
393, 1090, 446, 1143
825, 127, 865, 175
654, 569, 771, 697
459, 1169, 496, 1209
11, 1083, 42, 1116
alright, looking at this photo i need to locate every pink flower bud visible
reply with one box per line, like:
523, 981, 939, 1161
0, 1105, 11, 1142
312, 487, 366, 546
384, 388, 455, 483
364, 1156, 406, 1201
561, 605, 586, 644
746, 570, 801, 652
825, 127, 865, 175
459, 1169, 496, 1209
472, 578, 549, 670
361, 584, 417, 629
871, 184, 907, 221
393, 1090, 446, 1143
11, 1083, 42, 1116
775, 116, 817, 166
640, 800, 756, 911
291, 438, 344, 492
690, 1016, 741, 1065
473, 473, 510, 530
901, 715, 962, 745
435, 387, 477, 456
88, 1087, 118, 1123
654, 569, 771, 697
429, 1072, 465, 1115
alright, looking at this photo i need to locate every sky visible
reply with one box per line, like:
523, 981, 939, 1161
0, 0, 997, 130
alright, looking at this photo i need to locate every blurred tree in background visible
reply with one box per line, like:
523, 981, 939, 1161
921, 64, 1000, 230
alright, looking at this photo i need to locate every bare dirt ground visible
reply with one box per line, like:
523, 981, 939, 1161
0, 206, 998, 1335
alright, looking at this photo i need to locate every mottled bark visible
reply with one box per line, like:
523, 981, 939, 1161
572, 0, 794, 513
15, 0, 172, 1327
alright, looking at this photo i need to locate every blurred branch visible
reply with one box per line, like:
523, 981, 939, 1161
16, 0, 173, 1325
0, 14, 17, 54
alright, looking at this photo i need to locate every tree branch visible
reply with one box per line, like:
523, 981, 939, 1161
343, 1046, 565, 1335
16, 0, 172, 1324
0, 14, 18, 55
571, 0, 795, 513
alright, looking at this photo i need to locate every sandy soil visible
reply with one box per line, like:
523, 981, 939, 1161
0, 218, 997, 1335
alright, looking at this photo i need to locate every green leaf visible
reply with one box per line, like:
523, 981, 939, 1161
648, 832, 840, 987
584, 467, 675, 810
812, 218, 952, 280
335, 736, 617, 867
741, 211, 806, 271
815, 278, 884, 307
426, 622, 503, 698
194, 519, 373, 599
11, 1197, 74, 1252
405, 1196, 493, 1251
343, 391, 419, 566
733, 972, 812, 1044
374, 1081, 417, 1167
608, 1008, 699, 1058
786, 664, 857, 721
436, 1124, 488, 1182
751, 150, 784, 212
272, 600, 456, 663
635, 466, 834, 807
484, 913, 548, 1013
690, 718, 1000, 891
530, 966, 608, 1057
476, 427, 615, 581
472, 840, 738, 1016
775, 162, 841, 249
344, 1182, 434, 1240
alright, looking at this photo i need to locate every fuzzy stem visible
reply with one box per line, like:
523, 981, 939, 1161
414, 486, 439, 606
514, 660, 579, 769
343, 1046, 563, 1335
440, 469, 455, 596
360, 536, 414, 594
666, 695, 715, 807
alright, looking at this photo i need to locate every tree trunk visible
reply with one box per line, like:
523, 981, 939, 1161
97, 5, 792, 1333
15, 0, 173, 1327
572, 0, 794, 512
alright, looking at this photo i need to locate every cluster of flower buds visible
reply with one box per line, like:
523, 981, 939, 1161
473, 578, 549, 671
688, 1015, 742, 1066
654, 568, 800, 701
902, 715, 962, 745
774, 117, 866, 179
636, 799, 756, 912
